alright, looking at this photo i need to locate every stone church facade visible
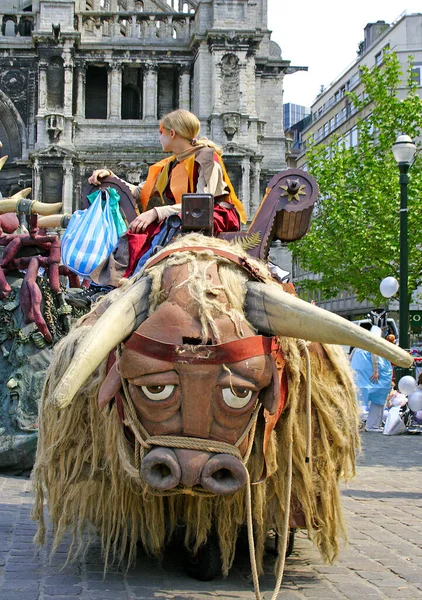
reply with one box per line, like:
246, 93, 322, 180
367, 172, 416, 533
0, 0, 295, 218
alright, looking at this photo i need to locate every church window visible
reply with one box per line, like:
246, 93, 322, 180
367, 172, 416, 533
157, 66, 179, 118
122, 67, 143, 120
4, 19, 16, 37
85, 65, 108, 119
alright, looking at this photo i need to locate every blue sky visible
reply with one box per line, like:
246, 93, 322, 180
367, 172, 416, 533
267, 1, 420, 108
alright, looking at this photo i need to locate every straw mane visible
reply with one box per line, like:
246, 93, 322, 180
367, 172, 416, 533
32, 233, 359, 576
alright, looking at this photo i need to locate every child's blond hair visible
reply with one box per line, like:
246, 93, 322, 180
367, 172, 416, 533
160, 109, 223, 155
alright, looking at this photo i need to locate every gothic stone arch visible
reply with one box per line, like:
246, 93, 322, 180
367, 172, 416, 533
0, 89, 27, 161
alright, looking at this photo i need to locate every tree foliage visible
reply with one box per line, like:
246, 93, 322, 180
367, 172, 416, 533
292, 53, 422, 304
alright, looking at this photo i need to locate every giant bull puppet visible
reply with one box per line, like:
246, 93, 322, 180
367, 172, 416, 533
32, 221, 412, 593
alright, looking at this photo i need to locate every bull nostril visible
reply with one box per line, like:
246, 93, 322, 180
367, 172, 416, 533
200, 454, 247, 496
140, 448, 181, 491
151, 463, 172, 479
211, 468, 233, 482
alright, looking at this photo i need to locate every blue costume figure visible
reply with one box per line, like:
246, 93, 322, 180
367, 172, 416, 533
350, 344, 393, 431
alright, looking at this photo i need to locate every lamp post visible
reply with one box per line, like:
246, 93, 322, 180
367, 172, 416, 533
391, 134, 417, 358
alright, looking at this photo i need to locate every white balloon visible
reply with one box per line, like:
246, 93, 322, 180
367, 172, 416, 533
407, 390, 422, 412
398, 375, 417, 396
380, 276, 399, 298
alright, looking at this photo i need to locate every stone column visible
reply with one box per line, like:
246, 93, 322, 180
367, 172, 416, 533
147, 16, 156, 38
246, 57, 257, 118
108, 61, 122, 119
250, 159, 262, 216
143, 63, 158, 120
212, 51, 223, 114
38, 61, 48, 113
63, 50, 73, 116
238, 61, 247, 114
178, 65, 191, 110
62, 160, 74, 214
75, 62, 86, 118
131, 15, 137, 38
33, 158, 41, 202
241, 157, 251, 219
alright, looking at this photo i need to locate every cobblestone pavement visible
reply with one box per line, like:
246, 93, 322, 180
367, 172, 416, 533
0, 432, 421, 600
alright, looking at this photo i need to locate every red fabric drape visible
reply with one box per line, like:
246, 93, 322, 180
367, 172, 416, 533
123, 221, 162, 278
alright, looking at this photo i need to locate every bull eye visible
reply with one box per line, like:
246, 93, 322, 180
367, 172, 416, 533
221, 387, 253, 409
141, 385, 175, 401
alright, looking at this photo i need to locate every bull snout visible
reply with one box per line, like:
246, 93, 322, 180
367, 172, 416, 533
141, 447, 247, 496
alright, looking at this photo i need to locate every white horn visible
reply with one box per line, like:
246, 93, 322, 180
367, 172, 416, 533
38, 214, 72, 228
53, 275, 152, 409
31, 201, 63, 215
10, 187, 32, 199
0, 199, 63, 216
246, 282, 413, 368
0, 198, 19, 214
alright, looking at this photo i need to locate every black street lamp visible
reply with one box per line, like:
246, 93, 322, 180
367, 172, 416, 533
391, 134, 417, 359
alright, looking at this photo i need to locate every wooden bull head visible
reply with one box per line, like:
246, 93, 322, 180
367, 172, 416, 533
51, 236, 412, 497
98, 258, 284, 494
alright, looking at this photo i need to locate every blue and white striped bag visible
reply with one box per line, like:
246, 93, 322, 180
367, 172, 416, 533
61, 189, 120, 277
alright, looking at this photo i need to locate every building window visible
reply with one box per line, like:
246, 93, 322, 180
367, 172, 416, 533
85, 65, 108, 119
351, 126, 358, 147
157, 66, 179, 118
329, 117, 334, 132
375, 51, 382, 66
121, 67, 142, 119
412, 64, 422, 86
343, 131, 351, 150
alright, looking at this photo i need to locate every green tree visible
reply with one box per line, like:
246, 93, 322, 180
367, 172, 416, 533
292, 52, 422, 304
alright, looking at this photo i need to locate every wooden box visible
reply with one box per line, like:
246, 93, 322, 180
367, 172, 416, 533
181, 194, 214, 235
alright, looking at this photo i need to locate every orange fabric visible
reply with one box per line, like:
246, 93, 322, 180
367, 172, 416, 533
216, 156, 247, 224
169, 162, 190, 204
139, 157, 173, 211
139, 151, 246, 224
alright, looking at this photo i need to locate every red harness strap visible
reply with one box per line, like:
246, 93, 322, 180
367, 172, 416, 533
124, 332, 277, 364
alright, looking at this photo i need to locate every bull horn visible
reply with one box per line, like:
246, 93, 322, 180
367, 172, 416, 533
0, 199, 19, 214
38, 213, 72, 228
10, 187, 32, 199
246, 281, 413, 368
0, 198, 62, 216
0, 156, 8, 171
30, 201, 63, 215
53, 275, 152, 409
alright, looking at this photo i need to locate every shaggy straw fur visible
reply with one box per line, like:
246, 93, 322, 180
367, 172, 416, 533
32, 234, 360, 577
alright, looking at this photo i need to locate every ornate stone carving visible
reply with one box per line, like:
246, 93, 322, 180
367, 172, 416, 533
0, 69, 27, 95
221, 53, 239, 114
46, 114, 64, 143
222, 112, 240, 141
